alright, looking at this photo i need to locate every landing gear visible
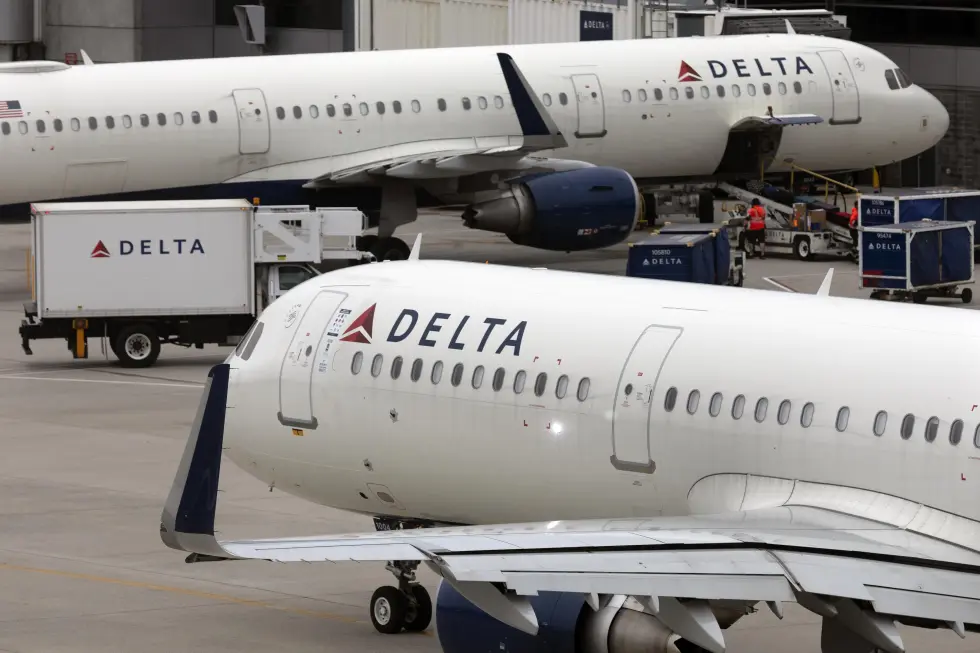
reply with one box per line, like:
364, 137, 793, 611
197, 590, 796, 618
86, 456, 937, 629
352, 235, 411, 264
369, 560, 432, 634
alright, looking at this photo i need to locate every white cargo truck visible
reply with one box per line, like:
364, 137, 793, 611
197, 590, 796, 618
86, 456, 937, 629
20, 199, 372, 367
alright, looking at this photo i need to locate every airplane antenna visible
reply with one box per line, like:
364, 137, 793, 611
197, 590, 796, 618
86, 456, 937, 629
80, 49, 94, 65
816, 268, 834, 297
785, 19, 797, 35
408, 234, 422, 260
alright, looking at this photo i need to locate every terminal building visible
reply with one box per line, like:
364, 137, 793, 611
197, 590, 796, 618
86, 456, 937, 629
0, 0, 973, 190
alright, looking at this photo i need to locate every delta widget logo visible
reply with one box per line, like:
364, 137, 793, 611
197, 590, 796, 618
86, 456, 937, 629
340, 303, 376, 344
90, 240, 110, 258
678, 61, 702, 83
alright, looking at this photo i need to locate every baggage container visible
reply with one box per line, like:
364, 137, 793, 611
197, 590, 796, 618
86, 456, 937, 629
626, 233, 715, 284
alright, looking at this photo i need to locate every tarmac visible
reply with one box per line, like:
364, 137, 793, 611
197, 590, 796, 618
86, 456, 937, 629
0, 212, 976, 653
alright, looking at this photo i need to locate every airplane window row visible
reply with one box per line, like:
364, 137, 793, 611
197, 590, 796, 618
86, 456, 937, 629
275, 95, 509, 121
666, 385, 980, 447
0, 110, 219, 137
885, 68, 912, 91
351, 351, 590, 401
623, 81, 804, 105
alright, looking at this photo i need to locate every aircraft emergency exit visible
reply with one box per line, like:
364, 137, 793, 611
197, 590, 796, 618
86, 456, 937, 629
0, 33, 947, 259
162, 251, 980, 653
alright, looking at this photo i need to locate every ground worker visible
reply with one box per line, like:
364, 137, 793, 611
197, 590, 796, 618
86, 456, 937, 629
849, 202, 859, 258
746, 198, 767, 259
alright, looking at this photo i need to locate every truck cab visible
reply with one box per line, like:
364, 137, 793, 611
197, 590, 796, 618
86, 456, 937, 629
266, 264, 321, 305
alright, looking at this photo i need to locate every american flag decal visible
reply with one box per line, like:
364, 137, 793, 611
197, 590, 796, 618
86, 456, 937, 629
0, 100, 23, 118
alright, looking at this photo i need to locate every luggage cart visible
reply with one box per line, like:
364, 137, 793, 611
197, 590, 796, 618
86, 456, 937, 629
655, 222, 744, 286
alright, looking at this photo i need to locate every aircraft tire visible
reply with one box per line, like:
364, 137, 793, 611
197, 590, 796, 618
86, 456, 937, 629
370, 586, 408, 634
371, 237, 411, 261
403, 585, 432, 632
114, 324, 161, 368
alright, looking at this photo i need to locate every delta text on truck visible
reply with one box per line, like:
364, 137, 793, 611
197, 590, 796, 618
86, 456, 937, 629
20, 199, 372, 367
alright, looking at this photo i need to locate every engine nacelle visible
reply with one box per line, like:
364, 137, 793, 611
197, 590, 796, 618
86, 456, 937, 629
434, 580, 684, 653
460, 167, 641, 252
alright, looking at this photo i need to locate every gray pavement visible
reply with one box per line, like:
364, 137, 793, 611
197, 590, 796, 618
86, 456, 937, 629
0, 214, 976, 652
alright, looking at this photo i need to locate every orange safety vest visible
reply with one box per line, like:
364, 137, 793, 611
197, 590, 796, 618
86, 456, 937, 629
849, 206, 858, 228
747, 205, 766, 230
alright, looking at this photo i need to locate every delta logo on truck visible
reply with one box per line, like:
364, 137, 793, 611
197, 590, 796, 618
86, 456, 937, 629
90, 238, 205, 258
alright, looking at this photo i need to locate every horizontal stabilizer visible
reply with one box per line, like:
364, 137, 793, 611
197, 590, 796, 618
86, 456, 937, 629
732, 114, 824, 129
496, 52, 567, 150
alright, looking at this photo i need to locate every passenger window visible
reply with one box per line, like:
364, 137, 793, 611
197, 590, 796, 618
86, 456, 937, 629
747, 84, 757, 96
410, 358, 423, 382
451, 363, 464, 387
716, 85, 726, 98
351, 351, 363, 374
477, 96, 488, 109
763, 83, 772, 96
777, 400, 791, 425
664, 387, 678, 412
534, 372, 547, 397
556, 374, 569, 399
513, 370, 526, 394
276, 107, 286, 120
700, 86, 709, 99
17, 120, 26, 134
392, 100, 402, 114
577, 377, 590, 401
494, 95, 504, 109
376, 102, 385, 115
327, 104, 336, 117
836, 407, 849, 432
793, 81, 803, 94
754, 398, 768, 422
686, 390, 700, 414
54, 118, 64, 132
0, 122, 8, 135
950, 419, 964, 445
801, 402, 815, 427
778, 82, 787, 95
654, 88, 663, 101
472, 365, 484, 389
239, 321, 264, 360
371, 353, 383, 377
309, 105, 319, 118
873, 411, 887, 436
343, 104, 352, 117
391, 356, 403, 379
36, 120, 45, 133
437, 98, 447, 112
638, 89, 648, 102
542, 93, 551, 106
140, 114, 149, 127
559, 92, 568, 106
732, 394, 746, 420
208, 110, 218, 123
709, 392, 722, 417
71, 117, 81, 131
411, 99, 421, 113
103, 116, 113, 129
88, 117, 97, 130
925, 416, 939, 443
431, 361, 443, 384
492, 367, 506, 391
684, 87, 694, 99
732, 84, 741, 97
121, 115, 131, 128
359, 102, 369, 116
462, 97, 472, 110
174, 112, 184, 125
669, 87, 679, 100
901, 413, 915, 440
622, 89, 632, 103
157, 113, 166, 126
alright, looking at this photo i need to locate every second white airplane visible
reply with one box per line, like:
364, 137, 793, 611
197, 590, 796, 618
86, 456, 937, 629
0, 33, 949, 257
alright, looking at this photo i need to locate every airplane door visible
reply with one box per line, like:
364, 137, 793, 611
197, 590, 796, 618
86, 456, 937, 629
610, 325, 682, 474
570, 74, 607, 138
816, 50, 861, 125
232, 88, 271, 155
278, 290, 348, 429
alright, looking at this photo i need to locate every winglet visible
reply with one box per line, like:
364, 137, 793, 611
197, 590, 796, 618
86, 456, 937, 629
496, 52, 568, 150
408, 233, 422, 260
80, 49, 94, 65
816, 268, 834, 297
160, 363, 234, 560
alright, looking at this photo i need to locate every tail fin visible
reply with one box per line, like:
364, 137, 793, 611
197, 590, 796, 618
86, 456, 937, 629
496, 52, 567, 150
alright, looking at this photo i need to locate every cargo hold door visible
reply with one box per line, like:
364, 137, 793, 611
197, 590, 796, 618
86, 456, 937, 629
232, 88, 271, 154
570, 74, 607, 138
817, 50, 860, 125
278, 290, 348, 429
610, 325, 682, 473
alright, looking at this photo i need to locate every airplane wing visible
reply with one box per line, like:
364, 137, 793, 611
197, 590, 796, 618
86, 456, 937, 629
161, 365, 980, 652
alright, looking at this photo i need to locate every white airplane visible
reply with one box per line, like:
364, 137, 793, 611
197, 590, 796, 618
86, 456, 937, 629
161, 248, 980, 653
0, 32, 948, 258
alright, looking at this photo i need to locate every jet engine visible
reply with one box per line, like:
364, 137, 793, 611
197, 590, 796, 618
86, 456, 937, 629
460, 167, 641, 252
435, 580, 698, 653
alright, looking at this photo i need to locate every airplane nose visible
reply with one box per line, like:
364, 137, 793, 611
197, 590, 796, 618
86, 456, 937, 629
928, 91, 949, 143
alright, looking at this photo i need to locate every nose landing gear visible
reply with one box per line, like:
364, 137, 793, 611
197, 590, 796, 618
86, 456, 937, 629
369, 560, 432, 634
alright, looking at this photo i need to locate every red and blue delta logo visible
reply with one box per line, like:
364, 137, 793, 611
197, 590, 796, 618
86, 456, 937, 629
340, 303, 376, 344
89, 238, 206, 259
677, 56, 815, 83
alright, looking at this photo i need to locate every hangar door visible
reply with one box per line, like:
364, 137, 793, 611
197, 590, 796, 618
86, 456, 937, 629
817, 50, 860, 125
232, 88, 271, 154
610, 325, 682, 474
278, 290, 348, 429
570, 74, 607, 138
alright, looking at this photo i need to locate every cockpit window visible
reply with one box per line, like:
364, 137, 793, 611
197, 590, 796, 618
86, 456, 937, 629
895, 68, 912, 89
884, 69, 899, 91
237, 320, 264, 360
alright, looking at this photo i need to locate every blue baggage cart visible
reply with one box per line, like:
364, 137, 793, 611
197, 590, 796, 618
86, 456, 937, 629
654, 222, 744, 286
626, 233, 716, 284
859, 189, 980, 249
859, 220, 974, 304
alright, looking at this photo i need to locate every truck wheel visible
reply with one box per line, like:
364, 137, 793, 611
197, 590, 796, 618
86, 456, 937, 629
794, 237, 812, 261
371, 237, 411, 261
114, 324, 161, 368
963, 288, 973, 304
